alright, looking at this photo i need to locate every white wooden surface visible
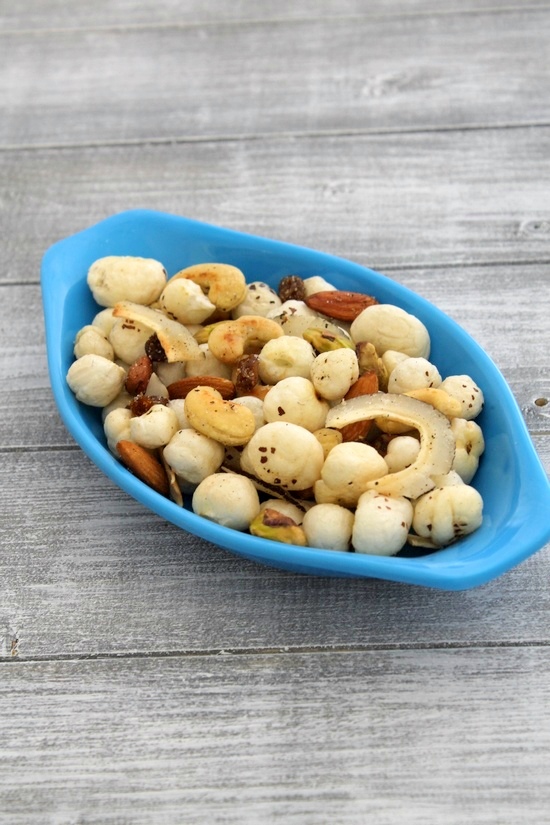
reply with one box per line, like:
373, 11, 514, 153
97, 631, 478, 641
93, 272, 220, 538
1, 2, 550, 822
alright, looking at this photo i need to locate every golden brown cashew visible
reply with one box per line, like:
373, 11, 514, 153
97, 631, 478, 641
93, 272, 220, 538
207, 315, 284, 364
170, 263, 248, 312
185, 385, 256, 446
405, 388, 463, 419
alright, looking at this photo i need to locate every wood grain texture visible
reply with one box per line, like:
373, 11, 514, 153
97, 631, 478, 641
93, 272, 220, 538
2, 127, 550, 288
1, 439, 548, 660
3, 0, 549, 31
2, 647, 550, 824
1, 8, 549, 147
2, 1, 550, 818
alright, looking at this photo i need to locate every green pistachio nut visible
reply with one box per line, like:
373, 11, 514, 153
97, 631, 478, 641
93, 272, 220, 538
250, 508, 308, 546
303, 328, 354, 352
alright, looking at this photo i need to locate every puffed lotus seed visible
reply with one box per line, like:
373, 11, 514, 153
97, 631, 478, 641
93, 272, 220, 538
262, 377, 329, 432
351, 304, 430, 358
163, 429, 225, 486
66, 354, 126, 407
352, 490, 413, 556
440, 375, 484, 420
192, 473, 260, 531
159, 278, 216, 325
258, 336, 315, 384
74, 325, 115, 361
388, 357, 441, 394
129, 404, 179, 450
241, 421, 325, 491
232, 281, 282, 319
87, 256, 167, 307
310, 348, 359, 401
302, 504, 354, 551
109, 317, 154, 364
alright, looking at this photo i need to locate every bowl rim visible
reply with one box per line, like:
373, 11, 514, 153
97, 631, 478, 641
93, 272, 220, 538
41, 209, 550, 590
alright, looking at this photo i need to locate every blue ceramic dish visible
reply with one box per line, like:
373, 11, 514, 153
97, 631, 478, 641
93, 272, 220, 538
41, 210, 550, 590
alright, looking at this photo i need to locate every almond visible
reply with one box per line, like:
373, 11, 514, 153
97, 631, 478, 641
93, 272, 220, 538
305, 290, 379, 321
116, 440, 170, 496
167, 376, 235, 400
340, 371, 379, 442
125, 355, 153, 395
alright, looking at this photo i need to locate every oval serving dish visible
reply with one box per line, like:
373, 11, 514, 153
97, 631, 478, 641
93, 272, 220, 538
41, 210, 550, 590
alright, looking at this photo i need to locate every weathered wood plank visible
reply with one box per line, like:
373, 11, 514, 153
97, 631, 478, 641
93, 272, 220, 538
2, 9, 549, 147
3, 0, 549, 32
1, 438, 548, 660
2, 127, 550, 288
1, 647, 550, 823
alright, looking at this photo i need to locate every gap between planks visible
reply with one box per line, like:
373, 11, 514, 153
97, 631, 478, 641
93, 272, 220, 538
3, 119, 550, 154
3, 638, 550, 665
2, 3, 549, 38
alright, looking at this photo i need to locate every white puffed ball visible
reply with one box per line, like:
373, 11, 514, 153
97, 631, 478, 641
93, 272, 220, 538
440, 375, 484, 420
240, 421, 324, 491
154, 361, 186, 386
192, 473, 260, 531
87, 256, 167, 307
268, 300, 349, 341
388, 357, 441, 394
310, 348, 359, 401
412, 484, 483, 547
314, 442, 389, 507
263, 377, 329, 432
66, 354, 126, 407
185, 343, 232, 379
109, 317, 153, 364
159, 278, 216, 325
302, 276, 337, 296
92, 307, 117, 337
451, 418, 485, 482
302, 504, 354, 551
74, 325, 115, 361
104, 407, 133, 453
129, 404, 179, 449
352, 490, 413, 556
384, 436, 421, 473
101, 389, 134, 421
381, 349, 409, 375
163, 429, 225, 485
351, 304, 430, 358
258, 335, 315, 383
168, 399, 191, 429
232, 395, 266, 430
232, 281, 282, 319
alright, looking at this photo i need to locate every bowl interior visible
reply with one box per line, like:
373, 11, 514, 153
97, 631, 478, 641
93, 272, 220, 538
42, 210, 550, 589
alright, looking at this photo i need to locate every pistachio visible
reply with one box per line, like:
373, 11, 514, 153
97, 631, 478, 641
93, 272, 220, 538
303, 328, 355, 352
249, 508, 307, 546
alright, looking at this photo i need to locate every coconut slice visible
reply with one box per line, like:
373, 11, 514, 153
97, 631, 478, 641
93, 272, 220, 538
113, 301, 201, 362
326, 392, 455, 499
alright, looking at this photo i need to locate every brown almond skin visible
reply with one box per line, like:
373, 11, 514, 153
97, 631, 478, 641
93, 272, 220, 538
340, 371, 379, 442
167, 376, 235, 400
116, 440, 170, 496
305, 290, 379, 321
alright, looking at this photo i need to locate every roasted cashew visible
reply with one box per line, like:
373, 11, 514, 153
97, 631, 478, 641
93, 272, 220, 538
170, 263, 248, 312
185, 385, 256, 446
405, 387, 463, 419
207, 315, 284, 364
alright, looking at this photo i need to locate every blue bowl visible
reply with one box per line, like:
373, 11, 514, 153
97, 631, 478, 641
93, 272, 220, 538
41, 210, 550, 590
